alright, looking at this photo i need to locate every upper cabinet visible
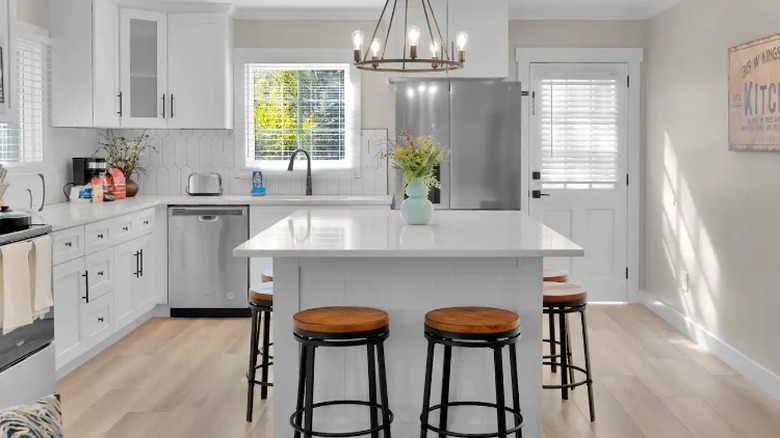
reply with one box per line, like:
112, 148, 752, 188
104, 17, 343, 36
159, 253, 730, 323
447, 0, 508, 78
50, 0, 233, 129
0, 0, 16, 122
119, 8, 168, 129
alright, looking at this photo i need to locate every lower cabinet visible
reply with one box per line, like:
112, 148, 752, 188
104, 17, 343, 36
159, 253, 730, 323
115, 235, 153, 331
53, 208, 158, 372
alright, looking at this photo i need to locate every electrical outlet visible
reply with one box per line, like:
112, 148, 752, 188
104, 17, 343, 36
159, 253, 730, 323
681, 271, 690, 293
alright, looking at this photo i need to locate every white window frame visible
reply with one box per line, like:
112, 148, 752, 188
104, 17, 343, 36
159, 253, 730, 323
234, 49, 361, 175
516, 47, 643, 302
0, 23, 50, 169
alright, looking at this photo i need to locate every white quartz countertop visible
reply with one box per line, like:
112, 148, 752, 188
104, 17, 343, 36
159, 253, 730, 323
233, 209, 584, 258
36, 195, 393, 231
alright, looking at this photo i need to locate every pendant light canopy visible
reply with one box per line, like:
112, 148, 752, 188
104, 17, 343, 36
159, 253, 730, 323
352, 0, 468, 73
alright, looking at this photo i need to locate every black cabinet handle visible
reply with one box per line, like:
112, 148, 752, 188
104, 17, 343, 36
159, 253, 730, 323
117, 92, 123, 116
133, 251, 140, 278
97, 233, 104, 239
170, 94, 174, 118
123, 226, 129, 232
98, 317, 104, 323
532, 190, 551, 199
97, 271, 104, 277
140, 249, 144, 277
143, 220, 150, 225
65, 241, 72, 248
162, 94, 166, 118
81, 272, 89, 303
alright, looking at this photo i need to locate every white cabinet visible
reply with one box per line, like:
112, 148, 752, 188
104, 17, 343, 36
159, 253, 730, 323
51, 1, 232, 129
52, 207, 160, 372
0, 0, 16, 122
53, 258, 85, 370
167, 13, 232, 129
119, 8, 168, 129
447, 0, 508, 78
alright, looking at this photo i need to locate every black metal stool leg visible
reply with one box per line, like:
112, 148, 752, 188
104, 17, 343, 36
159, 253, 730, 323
508, 343, 522, 438
419, 340, 435, 438
261, 309, 272, 400
493, 347, 508, 438
564, 315, 575, 390
367, 344, 380, 438
246, 306, 260, 422
438, 345, 452, 438
558, 311, 569, 401
304, 346, 317, 438
377, 342, 392, 438
580, 309, 596, 422
548, 312, 557, 373
294, 345, 309, 438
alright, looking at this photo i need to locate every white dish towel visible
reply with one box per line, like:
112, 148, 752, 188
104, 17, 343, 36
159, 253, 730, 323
31, 235, 53, 320
0, 240, 34, 335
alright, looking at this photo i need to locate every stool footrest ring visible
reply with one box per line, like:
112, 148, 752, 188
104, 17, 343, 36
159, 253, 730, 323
289, 400, 394, 437
421, 401, 523, 438
542, 361, 590, 389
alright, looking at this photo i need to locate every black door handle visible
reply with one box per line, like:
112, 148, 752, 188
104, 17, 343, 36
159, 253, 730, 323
82, 272, 89, 303
532, 190, 551, 199
133, 251, 140, 278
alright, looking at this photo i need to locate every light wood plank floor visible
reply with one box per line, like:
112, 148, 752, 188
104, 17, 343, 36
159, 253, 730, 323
59, 304, 780, 437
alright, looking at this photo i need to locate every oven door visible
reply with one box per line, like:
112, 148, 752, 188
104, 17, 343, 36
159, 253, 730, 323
0, 311, 54, 373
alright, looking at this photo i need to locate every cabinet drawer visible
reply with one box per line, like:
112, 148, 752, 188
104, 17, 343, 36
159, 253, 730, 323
85, 221, 113, 254
85, 248, 114, 302
52, 227, 85, 265
133, 209, 155, 236
111, 217, 135, 245
80, 292, 114, 349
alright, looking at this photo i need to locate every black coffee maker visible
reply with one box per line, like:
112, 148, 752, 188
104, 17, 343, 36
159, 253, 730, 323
72, 157, 107, 186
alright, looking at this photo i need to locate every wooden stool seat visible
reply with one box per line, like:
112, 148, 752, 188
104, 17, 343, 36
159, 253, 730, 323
425, 307, 520, 335
543, 268, 569, 283
543, 282, 587, 304
262, 273, 274, 283
293, 307, 389, 334
249, 282, 274, 302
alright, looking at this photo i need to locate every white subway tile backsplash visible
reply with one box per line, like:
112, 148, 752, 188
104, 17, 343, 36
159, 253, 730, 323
120, 129, 389, 197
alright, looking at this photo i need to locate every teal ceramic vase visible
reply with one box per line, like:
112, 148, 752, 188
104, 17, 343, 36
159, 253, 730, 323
400, 177, 433, 225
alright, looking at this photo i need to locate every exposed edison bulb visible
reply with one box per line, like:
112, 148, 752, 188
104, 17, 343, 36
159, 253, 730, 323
370, 38, 382, 57
429, 39, 441, 57
351, 30, 364, 51
456, 31, 469, 50
408, 26, 421, 46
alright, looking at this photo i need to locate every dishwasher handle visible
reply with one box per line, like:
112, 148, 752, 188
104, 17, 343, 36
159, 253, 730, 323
198, 215, 220, 223
170, 208, 246, 217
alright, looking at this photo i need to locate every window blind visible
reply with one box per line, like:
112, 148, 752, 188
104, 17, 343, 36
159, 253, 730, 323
244, 64, 347, 164
539, 77, 620, 190
0, 36, 47, 163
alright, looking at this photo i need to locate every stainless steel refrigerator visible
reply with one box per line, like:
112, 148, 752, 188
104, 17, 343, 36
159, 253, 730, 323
395, 80, 523, 210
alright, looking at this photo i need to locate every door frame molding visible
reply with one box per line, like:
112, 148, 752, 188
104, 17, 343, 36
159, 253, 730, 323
516, 47, 643, 302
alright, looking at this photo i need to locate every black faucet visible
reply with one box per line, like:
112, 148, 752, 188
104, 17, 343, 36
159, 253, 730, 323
287, 148, 313, 196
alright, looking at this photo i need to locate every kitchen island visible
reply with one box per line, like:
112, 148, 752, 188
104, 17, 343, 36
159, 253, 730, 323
234, 209, 584, 437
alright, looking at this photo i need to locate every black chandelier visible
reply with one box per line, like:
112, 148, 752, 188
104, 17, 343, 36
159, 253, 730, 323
351, 0, 468, 73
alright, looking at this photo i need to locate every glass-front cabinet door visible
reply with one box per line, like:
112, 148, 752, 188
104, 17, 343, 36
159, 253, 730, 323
119, 8, 167, 128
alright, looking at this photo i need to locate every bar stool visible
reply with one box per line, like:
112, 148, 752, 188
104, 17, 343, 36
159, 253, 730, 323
291, 307, 393, 437
246, 282, 273, 422
420, 307, 524, 438
543, 268, 568, 283
542, 282, 595, 422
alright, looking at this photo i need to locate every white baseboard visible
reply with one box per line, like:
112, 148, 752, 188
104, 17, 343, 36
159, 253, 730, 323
639, 290, 780, 401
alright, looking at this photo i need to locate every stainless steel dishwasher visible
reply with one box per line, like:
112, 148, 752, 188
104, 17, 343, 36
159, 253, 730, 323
168, 206, 249, 317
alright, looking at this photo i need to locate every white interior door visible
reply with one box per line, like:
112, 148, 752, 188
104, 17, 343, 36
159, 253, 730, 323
529, 63, 629, 302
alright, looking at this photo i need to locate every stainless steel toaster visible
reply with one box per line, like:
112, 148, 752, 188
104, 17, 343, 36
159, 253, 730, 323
185, 172, 223, 196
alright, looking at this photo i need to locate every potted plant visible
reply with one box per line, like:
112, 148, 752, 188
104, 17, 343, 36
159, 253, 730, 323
96, 130, 155, 197
384, 132, 447, 225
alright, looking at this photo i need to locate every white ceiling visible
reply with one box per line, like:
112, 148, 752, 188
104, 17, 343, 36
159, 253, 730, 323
165, 0, 683, 20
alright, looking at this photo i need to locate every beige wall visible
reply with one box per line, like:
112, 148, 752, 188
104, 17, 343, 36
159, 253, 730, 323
17, 0, 48, 29
645, 0, 780, 374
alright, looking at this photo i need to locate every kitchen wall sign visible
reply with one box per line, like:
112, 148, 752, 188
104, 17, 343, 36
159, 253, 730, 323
729, 33, 780, 151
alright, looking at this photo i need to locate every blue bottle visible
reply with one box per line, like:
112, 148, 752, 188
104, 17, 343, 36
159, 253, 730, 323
251, 170, 267, 196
